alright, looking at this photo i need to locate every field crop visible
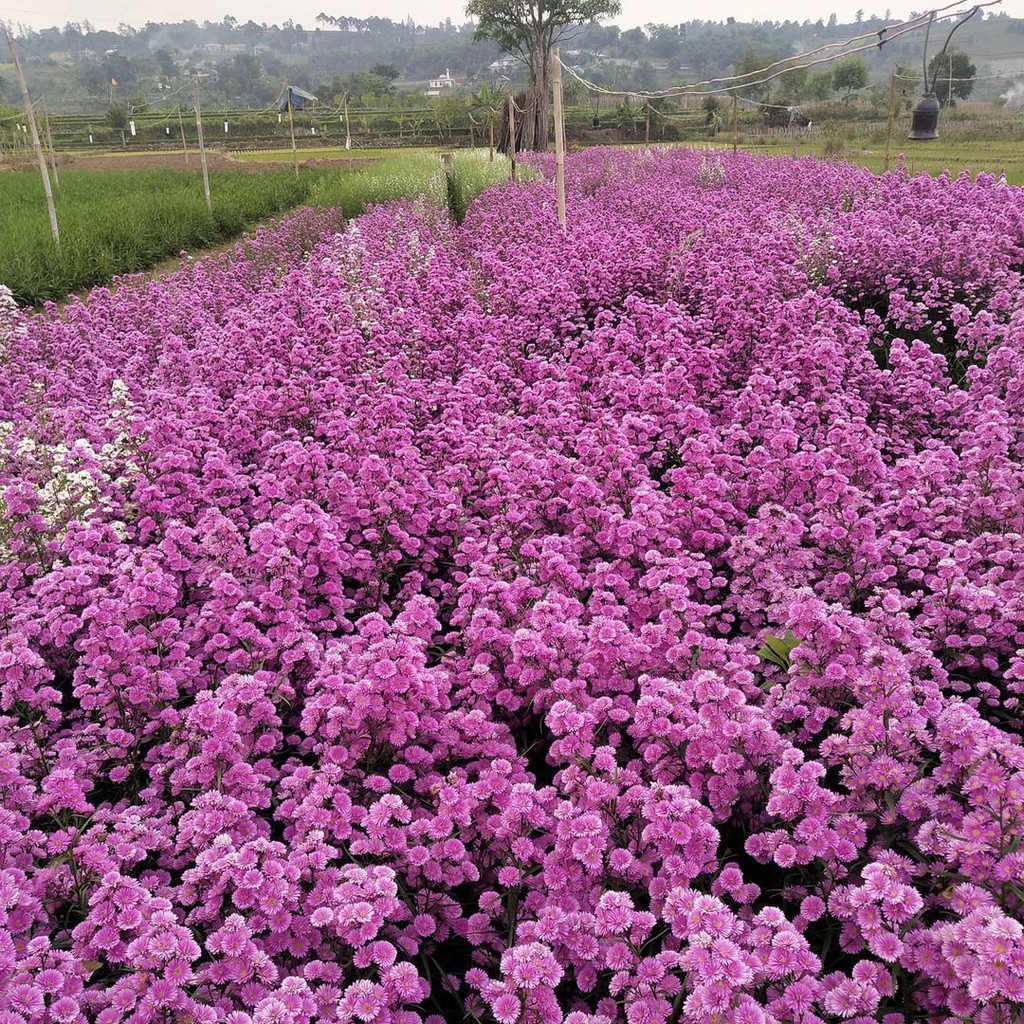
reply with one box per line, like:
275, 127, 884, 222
2, 149, 1024, 1024
0, 153, 511, 306
309, 149, 512, 220
0, 167, 322, 306
734, 138, 1024, 185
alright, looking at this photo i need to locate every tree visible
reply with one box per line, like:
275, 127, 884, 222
465, 0, 621, 151
153, 47, 177, 78
370, 63, 400, 81
331, 67, 398, 104
106, 104, 129, 129
614, 98, 640, 138
832, 56, 868, 99
927, 48, 976, 107
805, 70, 834, 101
469, 81, 505, 158
731, 50, 779, 103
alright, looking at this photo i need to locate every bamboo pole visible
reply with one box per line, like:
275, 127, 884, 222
645, 102, 650, 144
192, 75, 212, 212
508, 93, 517, 183
343, 93, 351, 150
286, 84, 299, 179
178, 106, 190, 165
884, 69, 897, 172
5, 29, 59, 249
41, 96, 59, 191
552, 47, 566, 231
732, 95, 739, 154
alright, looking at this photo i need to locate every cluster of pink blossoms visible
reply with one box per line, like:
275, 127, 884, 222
2, 151, 1024, 1023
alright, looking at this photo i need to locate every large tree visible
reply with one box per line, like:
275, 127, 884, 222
927, 48, 976, 107
465, 0, 620, 151
832, 56, 868, 100
730, 50, 779, 103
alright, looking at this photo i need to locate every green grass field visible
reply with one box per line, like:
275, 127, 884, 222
0, 167, 321, 306
723, 137, 1024, 185
3, 135, 1020, 307
0, 151, 513, 306
233, 146, 438, 163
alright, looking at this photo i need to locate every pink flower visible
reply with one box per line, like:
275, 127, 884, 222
491, 993, 522, 1024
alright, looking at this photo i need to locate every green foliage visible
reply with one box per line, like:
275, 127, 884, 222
105, 105, 129, 130
614, 99, 641, 137
307, 147, 509, 221
307, 152, 447, 216
0, 169, 315, 306
330, 68, 399, 105
466, 0, 620, 149
731, 50, 778, 102
806, 71, 835, 102
466, 0, 621, 73
444, 149, 512, 222
832, 57, 869, 99
928, 49, 976, 106
757, 630, 799, 672
469, 82, 506, 153
0, 153, 516, 305
370, 63, 401, 82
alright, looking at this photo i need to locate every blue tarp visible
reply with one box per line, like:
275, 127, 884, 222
279, 86, 318, 111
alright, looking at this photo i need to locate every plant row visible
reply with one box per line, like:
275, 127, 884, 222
0, 152, 510, 306
1, 148, 1023, 1024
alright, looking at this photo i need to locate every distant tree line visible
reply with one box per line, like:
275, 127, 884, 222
0, 13, 993, 117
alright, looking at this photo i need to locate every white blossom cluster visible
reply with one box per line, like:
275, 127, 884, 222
0, 379, 139, 562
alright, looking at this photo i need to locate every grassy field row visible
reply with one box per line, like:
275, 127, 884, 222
0, 151, 511, 306
232, 135, 1024, 184
2, 138, 1018, 306
724, 137, 1024, 184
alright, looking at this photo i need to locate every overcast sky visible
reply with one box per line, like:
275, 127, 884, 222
6, 0, 1021, 35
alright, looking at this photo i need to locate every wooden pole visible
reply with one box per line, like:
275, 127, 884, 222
192, 76, 212, 212
286, 84, 299, 179
5, 29, 59, 249
732, 95, 739, 154
645, 102, 650, 144
884, 69, 897, 172
343, 93, 351, 150
508, 93, 517, 182
41, 96, 59, 191
552, 47, 566, 231
177, 106, 190, 165
489, 114, 495, 161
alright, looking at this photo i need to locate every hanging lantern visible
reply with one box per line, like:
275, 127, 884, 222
908, 7, 979, 143
908, 92, 940, 140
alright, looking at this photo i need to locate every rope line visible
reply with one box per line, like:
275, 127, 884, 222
558, 0, 1001, 101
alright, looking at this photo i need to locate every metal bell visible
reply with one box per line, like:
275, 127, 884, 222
908, 92, 940, 141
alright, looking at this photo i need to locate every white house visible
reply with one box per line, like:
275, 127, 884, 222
428, 68, 456, 90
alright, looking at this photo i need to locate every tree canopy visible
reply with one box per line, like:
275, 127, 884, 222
465, 0, 621, 149
832, 56, 868, 99
928, 49, 976, 106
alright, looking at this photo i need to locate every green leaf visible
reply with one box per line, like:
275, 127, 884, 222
757, 629, 799, 671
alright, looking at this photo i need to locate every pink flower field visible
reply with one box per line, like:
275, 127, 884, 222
2, 148, 1024, 1024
